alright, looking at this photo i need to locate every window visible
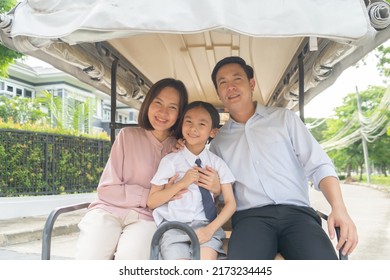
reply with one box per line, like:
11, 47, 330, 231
56, 89, 63, 98
0, 81, 4, 90
103, 109, 110, 122
7, 85, 13, 92
16, 88, 23, 96
24, 89, 32, 98
95, 99, 102, 117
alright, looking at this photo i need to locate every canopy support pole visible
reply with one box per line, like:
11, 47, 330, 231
298, 53, 305, 123
110, 57, 119, 145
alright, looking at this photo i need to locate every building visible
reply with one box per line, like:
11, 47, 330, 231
0, 58, 138, 135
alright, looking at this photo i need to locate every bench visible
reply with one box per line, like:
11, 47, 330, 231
41, 202, 347, 260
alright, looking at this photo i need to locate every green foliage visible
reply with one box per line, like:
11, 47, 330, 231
311, 85, 389, 180
305, 117, 327, 142
0, 93, 104, 138
0, 0, 24, 77
377, 44, 390, 79
35, 90, 95, 134
0, 118, 109, 140
0, 94, 109, 196
0, 96, 47, 124
351, 174, 390, 188
0, 45, 24, 77
0, 129, 110, 197
0, 0, 16, 12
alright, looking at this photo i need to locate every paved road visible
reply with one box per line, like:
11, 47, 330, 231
310, 183, 390, 260
0, 183, 389, 260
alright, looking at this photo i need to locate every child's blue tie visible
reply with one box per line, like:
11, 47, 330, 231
195, 158, 217, 221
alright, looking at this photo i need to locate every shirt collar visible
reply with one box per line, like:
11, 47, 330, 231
255, 102, 269, 118
225, 102, 269, 130
183, 145, 207, 167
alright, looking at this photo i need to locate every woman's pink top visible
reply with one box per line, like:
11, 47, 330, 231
88, 127, 177, 221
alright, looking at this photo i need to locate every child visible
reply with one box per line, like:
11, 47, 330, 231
147, 101, 236, 260
75, 78, 188, 260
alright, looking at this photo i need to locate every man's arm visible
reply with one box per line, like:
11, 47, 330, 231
319, 176, 358, 256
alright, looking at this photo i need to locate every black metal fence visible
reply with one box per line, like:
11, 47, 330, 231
0, 129, 110, 196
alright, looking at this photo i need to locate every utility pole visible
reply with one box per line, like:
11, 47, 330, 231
355, 86, 371, 184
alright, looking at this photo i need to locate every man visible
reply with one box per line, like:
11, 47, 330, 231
209, 56, 358, 260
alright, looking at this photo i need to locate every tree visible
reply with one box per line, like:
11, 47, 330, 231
321, 86, 389, 178
306, 117, 327, 142
35, 90, 94, 134
0, 0, 23, 77
0, 96, 47, 124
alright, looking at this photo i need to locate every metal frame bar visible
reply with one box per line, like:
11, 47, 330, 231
149, 221, 201, 260
41, 202, 90, 260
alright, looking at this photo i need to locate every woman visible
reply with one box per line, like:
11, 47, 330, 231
75, 78, 189, 259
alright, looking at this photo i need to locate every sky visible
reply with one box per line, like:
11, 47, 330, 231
304, 48, 387, 118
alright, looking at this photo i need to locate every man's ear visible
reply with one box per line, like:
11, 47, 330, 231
250, 78, 256, 91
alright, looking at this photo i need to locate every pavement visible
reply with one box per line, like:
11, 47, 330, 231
0, 208, 88, 260
0, 183, 389, 260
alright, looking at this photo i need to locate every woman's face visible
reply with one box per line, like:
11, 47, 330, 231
148, 86, 180, 133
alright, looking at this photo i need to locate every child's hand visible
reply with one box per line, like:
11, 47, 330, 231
196, 226, 214, 244
179, 168, 199, 189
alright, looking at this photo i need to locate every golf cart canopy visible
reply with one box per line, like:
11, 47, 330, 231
1, 0, 390, 114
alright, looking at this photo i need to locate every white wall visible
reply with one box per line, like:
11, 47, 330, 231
0, 193, 97, 219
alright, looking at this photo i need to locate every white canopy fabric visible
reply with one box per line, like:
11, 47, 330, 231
1, 0, 390, 111
10, 0, 369, 43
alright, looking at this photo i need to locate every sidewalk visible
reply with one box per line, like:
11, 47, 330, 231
0, 208, 87, 248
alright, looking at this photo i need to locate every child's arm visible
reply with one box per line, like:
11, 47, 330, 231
147, 168, 199, 210
196, 183, 236, 244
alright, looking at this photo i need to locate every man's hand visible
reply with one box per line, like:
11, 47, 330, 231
319, 176, 358, 256
172, 138, 186, 152
327, 207, 358, 256
194, 165, 221, 196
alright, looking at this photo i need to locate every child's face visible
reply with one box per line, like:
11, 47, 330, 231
181, 106, 217, 147
148, 86, 180, 133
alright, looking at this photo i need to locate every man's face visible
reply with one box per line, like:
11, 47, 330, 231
215, 63, 255, 113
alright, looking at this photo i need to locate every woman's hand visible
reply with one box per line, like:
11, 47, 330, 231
164, 173, 188, 200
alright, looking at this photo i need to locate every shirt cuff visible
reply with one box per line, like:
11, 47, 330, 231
312, 165, 339, 190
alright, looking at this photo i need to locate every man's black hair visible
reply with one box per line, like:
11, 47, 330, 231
211, 56, 254, 89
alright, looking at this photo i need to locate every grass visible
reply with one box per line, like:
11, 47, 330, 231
350, 174, 390, 189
